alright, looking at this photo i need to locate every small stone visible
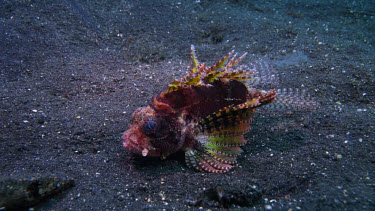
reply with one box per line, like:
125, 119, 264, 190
334, 153, 342, 160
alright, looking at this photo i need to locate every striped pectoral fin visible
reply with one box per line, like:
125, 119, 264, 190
185, 147, 236, 173
259, 89, 277, 105
198, 98, 260, 134
185, 134, 248, 173
184, 100, 262, 173
264, 88, 318, 111
185, 135, 244, 173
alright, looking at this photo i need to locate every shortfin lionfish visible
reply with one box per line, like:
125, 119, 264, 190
122, 45, 317, 173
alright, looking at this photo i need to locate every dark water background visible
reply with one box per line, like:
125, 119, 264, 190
0, 0, 374, 210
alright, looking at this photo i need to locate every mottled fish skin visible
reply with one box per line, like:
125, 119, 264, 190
122, 45, 278, 173
0, 177, 74, 209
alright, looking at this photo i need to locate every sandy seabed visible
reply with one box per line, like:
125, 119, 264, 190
0, 0, 374, 210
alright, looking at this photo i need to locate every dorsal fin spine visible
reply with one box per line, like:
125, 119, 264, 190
190, 45, 199, 73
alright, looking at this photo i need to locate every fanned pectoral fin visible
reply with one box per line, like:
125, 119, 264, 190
185, 147, 236, 173
185, 99, 262, 173
185, 133, 247, 173
264, 88, 318, 112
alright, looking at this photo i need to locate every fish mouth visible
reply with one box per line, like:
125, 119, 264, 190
122, 128, 161, 157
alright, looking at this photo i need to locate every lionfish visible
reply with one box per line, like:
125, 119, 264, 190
122, 45, 316, 173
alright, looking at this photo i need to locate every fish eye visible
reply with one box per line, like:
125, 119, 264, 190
143, 120, 156, 135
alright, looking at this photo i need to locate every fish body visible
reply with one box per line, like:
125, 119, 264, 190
0, 177, 74, 209
123, 46, 276, 173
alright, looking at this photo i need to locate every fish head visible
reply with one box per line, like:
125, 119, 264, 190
122, 106, 171, 157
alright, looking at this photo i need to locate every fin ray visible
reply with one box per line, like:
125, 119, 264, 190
264, 88, 318, 111
163, 45, 253, 95
185, 95, 275, 173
